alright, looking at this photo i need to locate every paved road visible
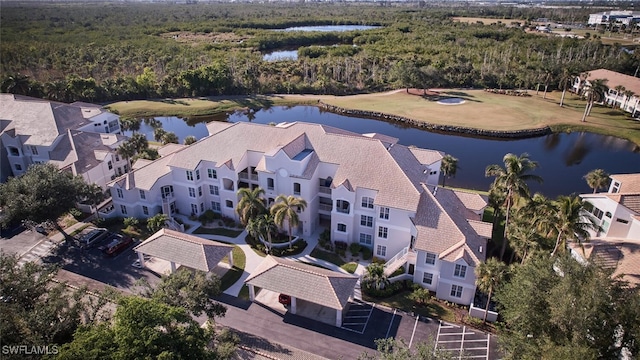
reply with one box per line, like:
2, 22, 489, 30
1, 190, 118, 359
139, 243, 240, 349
0, 227, 47, 258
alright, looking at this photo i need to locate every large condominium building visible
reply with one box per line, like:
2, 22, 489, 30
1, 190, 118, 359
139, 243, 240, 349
0, 94, 126, 188
108, 121, 492, 305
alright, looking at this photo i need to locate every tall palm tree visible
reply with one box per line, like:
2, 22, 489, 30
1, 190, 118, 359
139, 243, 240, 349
440, 154, 459, 188
581, 78, 609, 122
550, 195, 600, 257
129, 133, 149, 153
584, 169, 610, 194
116, 141, 136, 173
558, 68, 576, 107
364, 263, 390, 291
236, 187, 266, 225
485, 153, 543, 260
613, 85, 625, 108
247, 213, 276, 253
271, 195, 307, 249
475, 258, 507, 323
623, 90, 635, 111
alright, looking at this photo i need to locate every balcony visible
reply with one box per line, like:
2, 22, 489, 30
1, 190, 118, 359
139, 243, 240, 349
319, 185, 331, 195
161, 193, 175, 202
319, 204, 332, 212
239, 171, 259, 182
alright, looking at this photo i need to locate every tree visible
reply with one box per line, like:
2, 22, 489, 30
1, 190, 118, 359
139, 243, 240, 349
623, 90, 635, 110
146, 213, 168, 233
119, 117, 142, 133
359, 337, 454, 360
128, 132, 149, 153
583, 168, 610, 193
363, 263, 389, 291
271, 195, 307, 249
247, 213, 276, 253
613, 85, 625, 108
440, 154, 458, 188
474, 258, 507, 323
236, 187, 266, 225
0, 163, 95, 231
184, 135, 197, 145
485, 153, 543, 260
116, 141, 136, 172
549, 194, 599, 257
153, 128, 167, 142
580, 78, 609, 122
557, 68, 575, 107
162, 131, 179, 145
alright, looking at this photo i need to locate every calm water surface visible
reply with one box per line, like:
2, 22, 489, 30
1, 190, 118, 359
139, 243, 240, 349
263, 50, 298, 62
276, 25, 379, 32
134, 106, 640, 198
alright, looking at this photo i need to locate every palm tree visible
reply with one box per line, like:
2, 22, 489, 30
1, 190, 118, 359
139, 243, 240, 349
146, 213, 169, 233
475, 258, 507, 323
623, 90, 635, 111
236, 187, 266, 225
271, 195, 307, 249
613, 85, 625, 108
550, 195, 600, 257
440, 154, 459, 188
247, 213, 276, 253
485, 153, 543, 260
558, 68, 575, 107
161, 132, 179, 145
584, 169, 610, 194
153, 128, 167, 142
364, 263, 390, 291
116, 141, 136, 172
581, 78, 609, 122
129, 133, 149, 153
184, 135, 197, 145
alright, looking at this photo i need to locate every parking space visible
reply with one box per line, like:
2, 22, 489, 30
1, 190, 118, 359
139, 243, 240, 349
341, 299, 374, 334
435, 321, 491, 359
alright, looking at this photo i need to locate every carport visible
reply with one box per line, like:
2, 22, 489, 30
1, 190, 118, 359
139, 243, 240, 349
245, 256, 358, 327
133, 228, 234, 273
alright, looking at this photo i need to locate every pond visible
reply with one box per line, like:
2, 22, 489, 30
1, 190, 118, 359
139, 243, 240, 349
275, 25, 379, 32
263, 50, 298, 62
135, 106, 640, 198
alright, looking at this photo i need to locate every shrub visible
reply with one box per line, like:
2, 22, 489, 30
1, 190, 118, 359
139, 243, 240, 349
372, 256, 386, 265
334, 241, 348, 251
123, 217, 139, 229
320, 229, 331, 242
349, 243, 361, 256
270, 239, 308, 257
408, 287, 432, 306
198, 209, 218, 225
69, 208, 83, 220
361, 247, 372, 260
363, 280, 411, 298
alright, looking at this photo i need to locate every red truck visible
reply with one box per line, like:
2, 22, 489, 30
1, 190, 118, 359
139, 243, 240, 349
101, 234, 134, 257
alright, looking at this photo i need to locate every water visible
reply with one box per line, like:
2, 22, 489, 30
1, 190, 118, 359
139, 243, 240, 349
139, 106, 640, 198
275, 25, 379, 32
263, 50, 298, 62
123, 116, 209, 144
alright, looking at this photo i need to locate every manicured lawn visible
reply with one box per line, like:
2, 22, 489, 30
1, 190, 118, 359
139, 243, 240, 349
192, 226, 243, 238
219, 245, 246, 292
340, 262, 358, 274
363, 290, 458, 323
310, 248, 346, 267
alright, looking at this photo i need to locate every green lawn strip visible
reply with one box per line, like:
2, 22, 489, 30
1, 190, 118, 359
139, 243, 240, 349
238, 284, 251, 301
217, 245, 246, 292
363, 290, 457, 323
68, 223, 92, 237
310, 248, 346, 267
192, 226, 243, 238
340, 262, 358, 274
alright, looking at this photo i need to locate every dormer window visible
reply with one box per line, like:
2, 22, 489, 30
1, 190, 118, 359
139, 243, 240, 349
612, 181, 620, 193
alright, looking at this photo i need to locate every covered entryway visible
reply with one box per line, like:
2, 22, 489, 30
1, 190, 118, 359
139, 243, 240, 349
245, 256, 358, 327
133, 228, 234, 273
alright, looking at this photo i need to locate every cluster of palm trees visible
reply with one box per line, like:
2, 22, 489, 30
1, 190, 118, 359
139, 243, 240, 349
236, 187, 307, 253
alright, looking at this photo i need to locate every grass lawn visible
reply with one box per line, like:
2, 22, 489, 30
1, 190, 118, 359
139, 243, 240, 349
192, 227, 243, 238
363, 290, 458, 323
340, 262, 358, 274
310, 248, 347, 267
238, 284, 250, 301
219, 245, 246, 292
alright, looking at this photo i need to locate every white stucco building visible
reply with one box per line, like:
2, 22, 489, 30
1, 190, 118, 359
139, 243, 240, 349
572, 69, 640, 117
0, 94, 125, 188
108, 121, 492, 305
588, 11, 640, 27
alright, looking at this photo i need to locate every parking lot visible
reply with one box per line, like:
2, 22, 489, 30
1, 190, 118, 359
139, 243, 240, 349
435, 321, 492, 359
341, 300, 374, 334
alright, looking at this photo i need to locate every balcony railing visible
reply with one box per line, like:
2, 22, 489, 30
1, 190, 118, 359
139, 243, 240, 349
319, 204, 332, 212
161, 193, 175, 202
319, 186, 331, 195
336, 207, 349, 214
238, 173, 249, 180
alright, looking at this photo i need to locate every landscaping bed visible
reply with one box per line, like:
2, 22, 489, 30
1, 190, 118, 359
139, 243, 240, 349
244, 234, 307, 257
192, 227, 243, 238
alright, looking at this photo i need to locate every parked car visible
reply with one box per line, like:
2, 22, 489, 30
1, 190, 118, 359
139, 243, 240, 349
278, 294, 291, 306
101, 234, 134, 257
79, 228, 109, 249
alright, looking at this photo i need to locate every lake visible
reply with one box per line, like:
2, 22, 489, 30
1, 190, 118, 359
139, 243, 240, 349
275, 25, 379, 32
129, 106, 640, 198
263, 50, 298, 62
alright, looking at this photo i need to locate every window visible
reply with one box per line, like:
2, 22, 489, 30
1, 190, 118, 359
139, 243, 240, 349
337, 223, 347, 232
429, 170, 437, 175
211, 201, 221, 212
361, 197, 374, 209
612, 181, 620, 193
422, 273, 433, 285
226, 200, 233, 208
195, 169, 200, 180
198, 186, 203, 197
116, 188, 123, 198
360, 215, 373, 227
605, 211, 612, 218
15, 164, 22, 171
208, 169, 217, 179
454, 264, 467, 278
188, 187, 196, 198
378, 226, 388, 239
359, 233, 372, 245
293, 182, 301, 195
616, 218, 629, 224
593, 207, 604, 220
108, 161, 113, 170
209, 185, 219, 195
124, 164, 129, 173
376, 245, 387, 257
379, 207, 390, 220
30, 146, 38, 155
142, 206, 149, 215
8, 147, 19, 156
191, 204, 198, 214
115, 154, 120, 162
120, 205, 127, 215
425, 252, 436, 265
267, 178, 274, 190
139, 190, 146, 200
450, 285, 463, 298
186, 170, 194, 181
200, 203, 204, 212
336, 200, 350, 214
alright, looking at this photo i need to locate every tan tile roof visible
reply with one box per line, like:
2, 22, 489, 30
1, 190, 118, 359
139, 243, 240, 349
362, 132, 399, 145
585, 69, 640, 95
570, 238, 640, 286
110, 151, 177, 190
245, 256, 358, 310
388, 144, 433, 190
413, 185, 489, 265
157, 143, 185, 157
205, 121, 235, 135
610, 173, 640, 194
452, 190, 488, 213
605, 193, 640, 214
134, 229, 234, 272
408, 147, 445, 165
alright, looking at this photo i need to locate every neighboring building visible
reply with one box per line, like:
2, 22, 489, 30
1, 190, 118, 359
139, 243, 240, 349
572, 69, 640, 116
577, 173, 640, 286
0, 94, 124, 188
108, 121, 492, 305
588, 11, 640, 27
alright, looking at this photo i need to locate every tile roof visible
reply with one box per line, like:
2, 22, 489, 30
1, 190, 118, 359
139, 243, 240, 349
134, 229, 234, 272
413, 185, 489, 266
157, 143, 186, 157
362, 132, 399, 146
570, 238, 640, 286
245, 256, 358, 310
68, 130, 126, 175
451, 190, 488, 213
408, 147, 445, 165
610, 173, 640, 194
109, 146, 182, 190
585, 69, 640, 96
605, 193, 640, 213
